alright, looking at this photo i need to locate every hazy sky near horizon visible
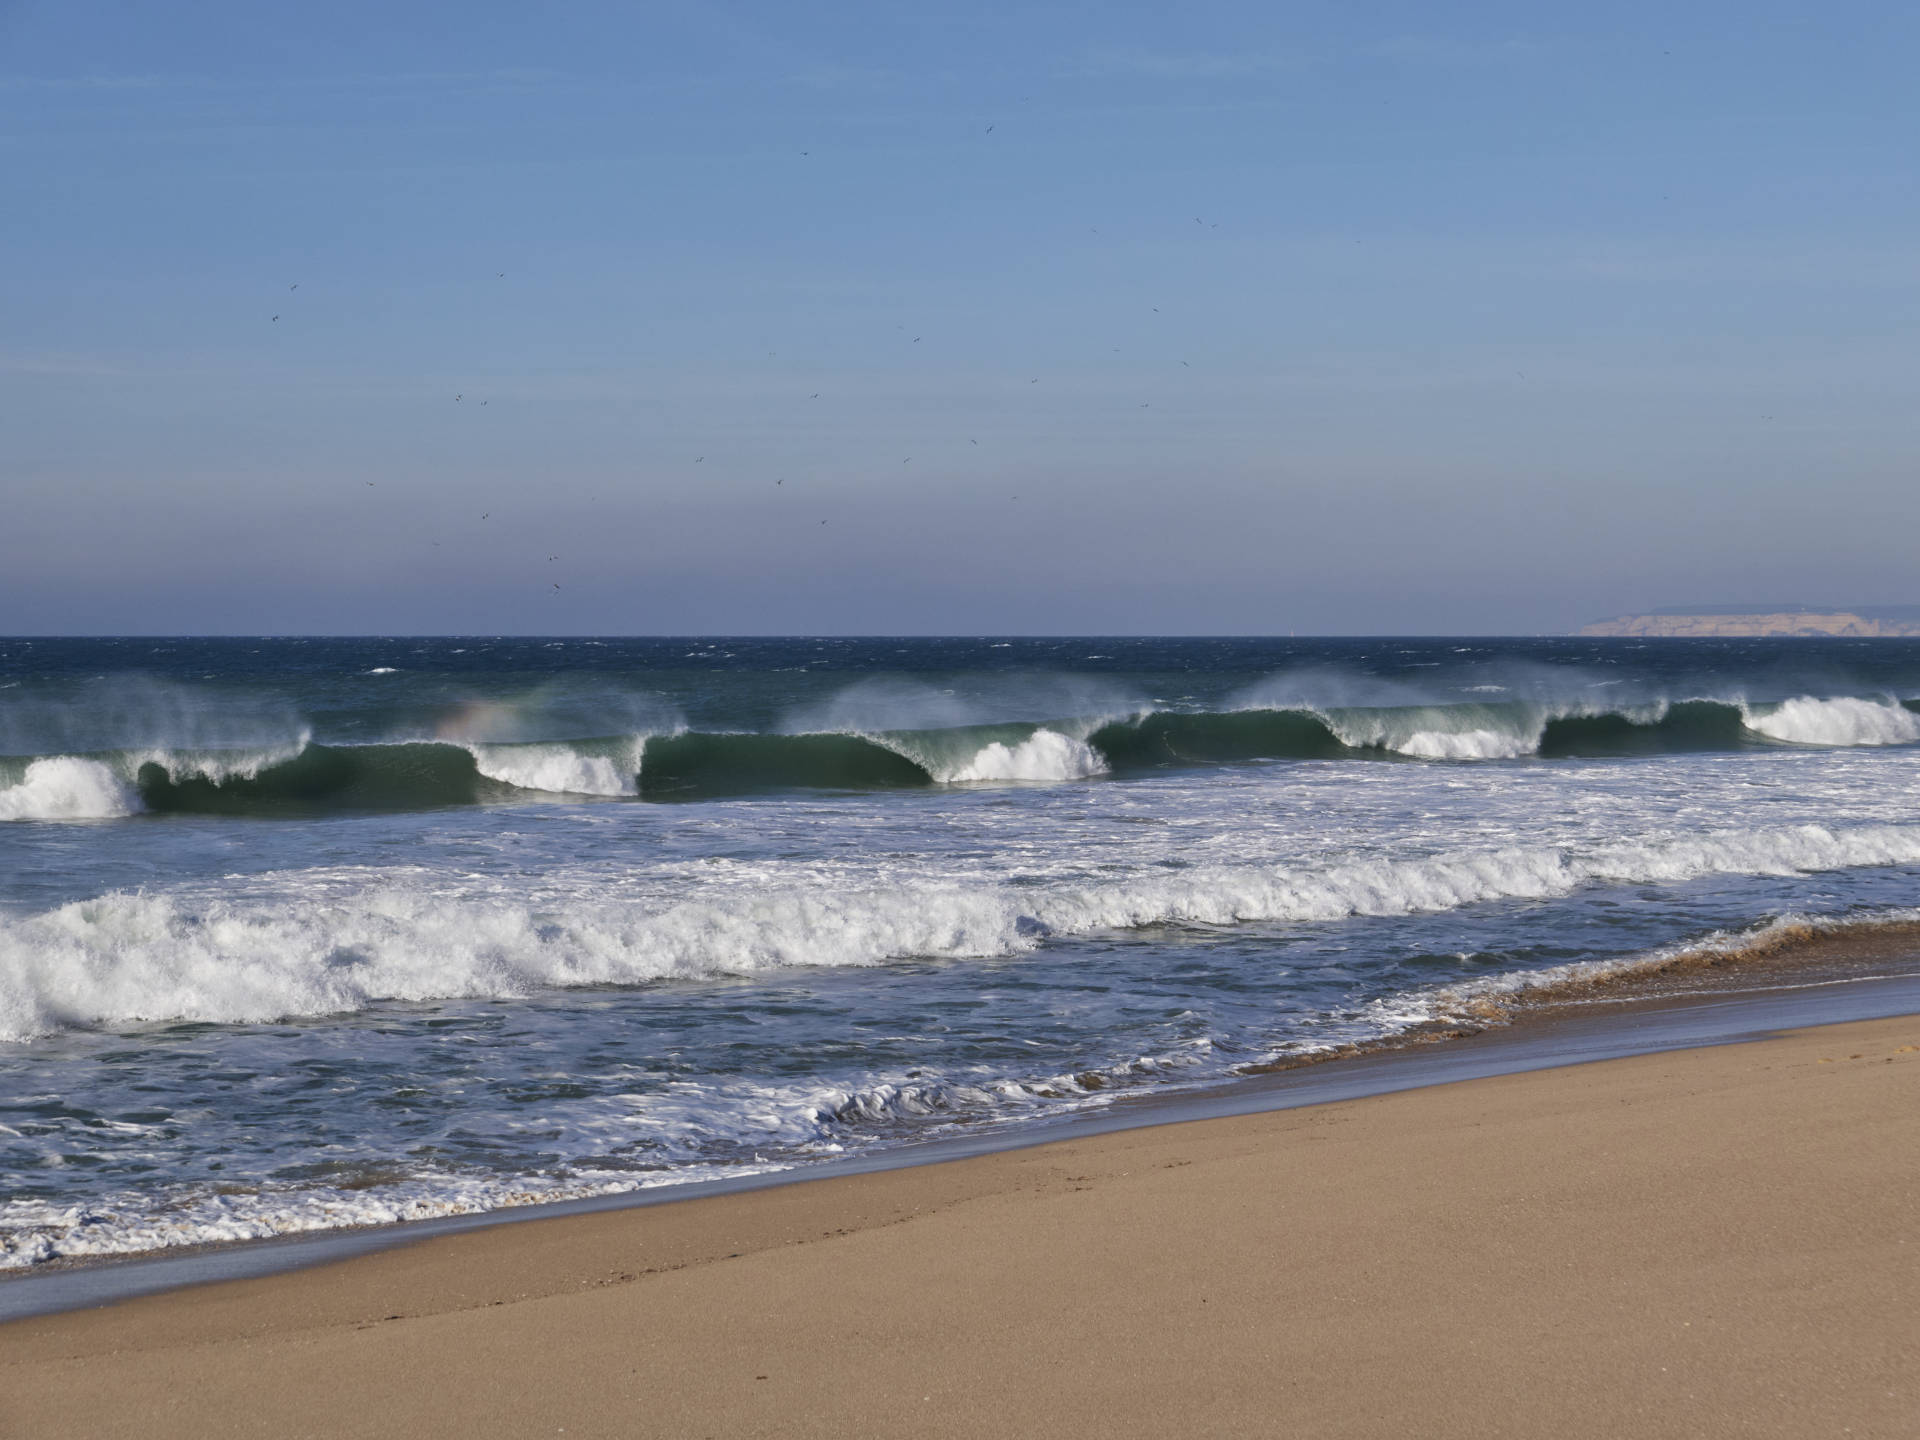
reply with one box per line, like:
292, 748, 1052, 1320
4, 1, 1918, 635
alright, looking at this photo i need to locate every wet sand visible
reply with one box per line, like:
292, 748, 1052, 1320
3, 1011, 1915, 1438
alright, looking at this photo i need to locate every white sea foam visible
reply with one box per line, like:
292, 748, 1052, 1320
939, 728, 1109, 783
0, 1162, 786, 1269
0, 757, 142, 821
7, 819, 1920, 1043
466, 738, 644, 796
1391, 727, 1536, 761
11, 895, 1916, 1267
1321, 704, 1548, 760
0, 1039, 1226, 1267
1743, 696, 1920, 747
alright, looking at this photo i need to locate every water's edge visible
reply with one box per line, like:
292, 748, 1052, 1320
5, 965, 1916, 1325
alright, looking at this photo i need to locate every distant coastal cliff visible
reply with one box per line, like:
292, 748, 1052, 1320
1579, 611, 1920, 638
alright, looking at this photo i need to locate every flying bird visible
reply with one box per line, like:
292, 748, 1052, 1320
986, 125, 994, 134
969, 438, 977, 445
481, 512, 489, 519
272, 315, 279, 321
290, 284, 298, 291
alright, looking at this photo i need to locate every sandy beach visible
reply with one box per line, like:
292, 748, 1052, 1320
1, 1011, 1913, 1438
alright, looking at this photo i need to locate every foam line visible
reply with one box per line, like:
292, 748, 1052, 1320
7, 820, 1920, 1042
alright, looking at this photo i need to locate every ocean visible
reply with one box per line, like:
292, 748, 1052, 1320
4, 634, 1920, 1270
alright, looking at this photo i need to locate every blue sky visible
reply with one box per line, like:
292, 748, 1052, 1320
4, 1, 1917, 633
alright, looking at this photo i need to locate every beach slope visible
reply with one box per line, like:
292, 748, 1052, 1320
4, 1014, 1915, 1439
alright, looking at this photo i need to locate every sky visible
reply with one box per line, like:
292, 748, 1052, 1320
3, 1, 1918, 635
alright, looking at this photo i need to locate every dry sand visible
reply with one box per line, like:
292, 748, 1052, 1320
3, 1013, 1915, 1439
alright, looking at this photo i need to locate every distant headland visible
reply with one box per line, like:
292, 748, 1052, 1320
1578, 604, 1920, 638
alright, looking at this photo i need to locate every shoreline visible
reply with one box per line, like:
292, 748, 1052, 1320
3, 1006, 1914, 1436
4, 933, 1918, 1324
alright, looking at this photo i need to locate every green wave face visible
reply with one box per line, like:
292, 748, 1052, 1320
635, 732, 932, 798
11, 694, 1917, 820
1538, 701, 1751, 757
1089, 710, 1347, 769
135, 743, 499, 815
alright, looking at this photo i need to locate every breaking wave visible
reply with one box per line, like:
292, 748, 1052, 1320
1232, 907, 1920, 1077
0, 726, 1113, 817
8, 896, 1920, 1267
1741, 696, 1920, 747
904, 726, 1108, 783
465, 737, 647, 797
0, 757, 140, 821
2, 694, 1917, 819
1429, 909, 1920, 1020
7, 819, 1920, 1042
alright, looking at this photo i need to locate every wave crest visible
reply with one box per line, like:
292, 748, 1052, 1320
3, 692, 1918, 821
0, 757, 141, 821
936, 728, 1108, 783
1742, 696, 1920, 747
466, 737, 646, 796
7, 820, 1920, 1042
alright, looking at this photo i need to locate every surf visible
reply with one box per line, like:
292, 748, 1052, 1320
9, 818, 1920, 1042
3, 693, 1919, 821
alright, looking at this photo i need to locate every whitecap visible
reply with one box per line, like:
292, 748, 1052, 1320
7, 819, 1920, 1042
941, 729, 1109, 783
0, 758, 141, 822
465, 739, 644, 797
1743, 696, 1920, 747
